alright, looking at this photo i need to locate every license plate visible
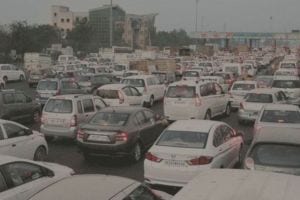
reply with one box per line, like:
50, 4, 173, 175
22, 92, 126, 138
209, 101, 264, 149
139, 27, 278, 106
49, 119, 64, 126
174, 101, 185, 104
88, 135, 110, 142
164, 160, 186, 167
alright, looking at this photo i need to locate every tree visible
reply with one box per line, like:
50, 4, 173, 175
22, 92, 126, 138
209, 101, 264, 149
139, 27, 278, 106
152, 29, 192, 48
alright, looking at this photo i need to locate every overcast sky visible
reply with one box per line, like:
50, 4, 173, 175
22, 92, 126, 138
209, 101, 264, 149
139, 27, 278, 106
0, 0, 299, 33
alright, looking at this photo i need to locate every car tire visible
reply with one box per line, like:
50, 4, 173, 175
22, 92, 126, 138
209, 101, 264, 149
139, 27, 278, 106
204, 110, 211, 120
33, 110, 41, 123
19, 75, 25, 82
224, 103, 231, 117
33, 146, 47, 161
131, 142, 142, 162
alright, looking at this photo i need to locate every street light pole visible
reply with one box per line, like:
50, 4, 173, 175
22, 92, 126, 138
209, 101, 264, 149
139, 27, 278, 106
110, 0, 113, 48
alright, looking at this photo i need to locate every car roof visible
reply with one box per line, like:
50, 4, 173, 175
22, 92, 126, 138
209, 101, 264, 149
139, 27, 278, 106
246, 88, 280, 94
263, 103, 300, 111
50, 94, 94, 100
29, 175, 137, 200
172, 169, 300, 200
255, 127, 300, 144
167, 120, 222, 132
99, 84, 128, 90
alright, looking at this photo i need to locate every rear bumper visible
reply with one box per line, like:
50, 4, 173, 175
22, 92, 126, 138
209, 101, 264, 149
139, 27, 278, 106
41, 125, 76, 139
164, 108, 205, 121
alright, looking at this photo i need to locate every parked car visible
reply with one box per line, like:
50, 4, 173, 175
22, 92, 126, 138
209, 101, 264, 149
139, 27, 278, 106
0, 64, 26, 82
272, 79, 300, 99
244, 127, 300, 175
28, 175, 172, 200
164, 80, 231, 121
238, 88, 288, 124
254, 104, 300, 135
90, 74, 119, 94
144, 120, 244, 187
229, 80, 257, 110
0, 155, 74, 200
96, 84, 144, 106
0, 119, 48, 160
0, 89, 41, 123
121, 75, 165, 107
36, 78, 87, 106
41, 94, 107, 140
77, 106, 168, 162
172, 169, 300, 200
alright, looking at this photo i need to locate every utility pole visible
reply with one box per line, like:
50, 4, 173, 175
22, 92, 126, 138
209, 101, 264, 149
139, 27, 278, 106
195, 0, 200, 32
110, 0, 113, 48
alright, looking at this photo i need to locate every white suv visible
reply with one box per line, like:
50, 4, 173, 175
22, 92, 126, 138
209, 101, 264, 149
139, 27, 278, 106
164, 80, 231, 121
121, 75, 165, 107
0, 64, 26, 82
41, 94, 107, 139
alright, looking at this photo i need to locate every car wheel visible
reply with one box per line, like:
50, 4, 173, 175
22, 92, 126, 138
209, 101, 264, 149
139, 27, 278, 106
34, 146, 47, 161
33, 110, 41, 123
148, 95, 154, 108
224, 103, 231, 117
131, 142, 142, 162
19, 75, 25, 81
204, 110, 211, 120
3, 76, 8, 83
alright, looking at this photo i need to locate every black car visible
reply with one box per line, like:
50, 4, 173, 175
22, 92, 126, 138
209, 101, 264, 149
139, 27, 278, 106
77, 106, 168, 162
0, 89, 41, 123
90, 74, 119, 94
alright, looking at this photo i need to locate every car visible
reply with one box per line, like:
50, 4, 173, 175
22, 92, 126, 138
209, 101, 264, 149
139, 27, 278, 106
241, 63, 256, 76
274, 68, 299, 77
73, 73, 93, 90
164, 80, 231, 121
144, 120, 244, 187
41, 94, 107, 140
27, 175, 172, 200
182, 69, 204, 81
0, 119, 48, 160
238, 88, 288, 124
77, 106, 168, 162
172, 169, 300, 200
244, 127, 300, 175
90, 73, 119, 94
0, 155, 74, 200
222, 63, 243, 76
254, 104, 300, 136
0, 64, 26, 83
111, 64, 128, 78
121, 75, 165, 107
123, 70, 145, 78
229, 80, 257, 110
278, 60, 300, 76
199, 76, 229, 91
271, 79, 300, 99
36, 78, 87, 106
214, 71, 237, 89
96, 84, 144, 106
0, 89, 41, 124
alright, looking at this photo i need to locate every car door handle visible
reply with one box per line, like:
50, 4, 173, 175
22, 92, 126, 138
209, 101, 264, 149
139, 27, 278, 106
12, 144, 16, 147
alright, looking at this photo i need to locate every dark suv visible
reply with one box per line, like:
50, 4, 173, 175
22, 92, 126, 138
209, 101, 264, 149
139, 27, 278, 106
0, 90, 41, 123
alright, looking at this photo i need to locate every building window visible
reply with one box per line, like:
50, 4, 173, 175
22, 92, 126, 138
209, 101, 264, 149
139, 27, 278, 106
61, 18, 64, 23
54, 23, 57, 27
54, 12, 57, 17
66, 18, 70, 23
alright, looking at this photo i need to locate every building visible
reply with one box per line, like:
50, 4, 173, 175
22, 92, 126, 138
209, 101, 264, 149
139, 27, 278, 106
51, 5, 88, 36
89, 5, 126, 48
123, 14, 157, 49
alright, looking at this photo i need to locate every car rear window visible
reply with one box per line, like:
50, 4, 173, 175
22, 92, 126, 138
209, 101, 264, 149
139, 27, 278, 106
37, 81, 58, 90
44, 99, 73, 113
121, 79, 145, 87
232, 83, 255, 91
272, 80, 300, 88
244, 93, 273, 103
97, 90, 119, 99
261, 110, 300, 123
156, 130, 208, 149
250, 143, 300, 168
89, 112, 129, 126
166, 86, 195, 98
183, 71, 199, 77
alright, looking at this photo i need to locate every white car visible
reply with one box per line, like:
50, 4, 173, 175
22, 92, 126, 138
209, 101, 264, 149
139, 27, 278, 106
0, 120, 48, 161
229, 80, 257, 109
121, 75, 165, 107
0, 155, 74, 200
0, 64, 26, 82
238, 88, 288, 123
28, 175, 172, 200
199, 76, 229, 91
182, 69, 204, 81
96, 84, 144, 106
278, 60, 300, 76
274, 68, 299, 77
144, 120, 244, 187
164, 80, 231, 121
272, 79, 300, 99
254, 104, 300, 135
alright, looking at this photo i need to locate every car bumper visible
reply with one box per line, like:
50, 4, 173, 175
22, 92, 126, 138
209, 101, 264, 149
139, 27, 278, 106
164, 108, 206, 121
41, 125, 76, 139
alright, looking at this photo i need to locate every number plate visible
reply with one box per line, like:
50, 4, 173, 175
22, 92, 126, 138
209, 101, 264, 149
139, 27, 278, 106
88, 135, 110, 142
164, 160, 186, 167
48, 119, 65, 126
174, 100, 185, 104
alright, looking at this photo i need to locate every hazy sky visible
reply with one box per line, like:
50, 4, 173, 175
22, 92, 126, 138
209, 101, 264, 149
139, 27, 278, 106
0, 0, 299, 33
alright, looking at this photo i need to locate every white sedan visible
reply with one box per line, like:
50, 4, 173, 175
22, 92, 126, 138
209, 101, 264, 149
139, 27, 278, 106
0, 120, 48, 161
144, 120, 244, 187
0, 155, 74, 200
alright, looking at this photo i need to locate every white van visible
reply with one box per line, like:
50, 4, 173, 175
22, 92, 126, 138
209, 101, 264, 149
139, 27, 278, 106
164, 80, 231, 121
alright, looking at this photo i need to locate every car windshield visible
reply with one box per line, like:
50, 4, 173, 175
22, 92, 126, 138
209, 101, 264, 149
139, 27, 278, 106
244, 93, 273, 103
89, 112, 129, 126
122, 79, 145, 87
44, 99, 73, 113
250, 143, 300, 168
272, 80, 300, 88
261, 110, 300, 123
166, 86, 195, 98
97, 90, 119, 99
232, 83, 255, 91
37, 80, 58, 90
183, 71, 199, 77
156, 130, 208, 149
281, 63, 296, 69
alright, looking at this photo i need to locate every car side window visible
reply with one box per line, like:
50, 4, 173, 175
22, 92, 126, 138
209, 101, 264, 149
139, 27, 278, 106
221, 125, 232, 143
94, 98, 107, 110
135, 112, 147, 125
123, 185, 158, 200
207, 83, 216, 96
82, 99, 95, 113
3, 93, 15, 104
15, 93, 26, 103
3, 123, 27, 139
2, 162, 46, 188
213, 127, 223, 147
77, 101, 83, 114
0, 172, 8, 193
123, 87, 133, 96
130, 87, 140, 96
279, 91, 288, 100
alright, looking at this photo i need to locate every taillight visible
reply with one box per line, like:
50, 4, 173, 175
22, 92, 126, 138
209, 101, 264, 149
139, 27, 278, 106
240, 102, 244, 110
195, 94, 202, 107
118, 91, 125, 104
187, 156, 213, 165
116, 132, 128, 142
145, 152, 162, 163
77, 129, 86, 139
70, 115, 77, 127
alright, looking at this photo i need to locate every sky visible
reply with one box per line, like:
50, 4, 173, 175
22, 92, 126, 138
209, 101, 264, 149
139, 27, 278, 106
0, 0, 299, 33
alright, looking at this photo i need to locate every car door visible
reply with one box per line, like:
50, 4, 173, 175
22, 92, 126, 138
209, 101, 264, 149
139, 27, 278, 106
14, 92, 32, 122
81, 98, 96, 122
205, 83, 219, 116
10, 65, 19, 81
222, 125, 240, 167
214, 83, 227, 114
1, 93, 18, 121
143, 110, 165, 144
129, 86, 143, 106
134, 111, 153, 147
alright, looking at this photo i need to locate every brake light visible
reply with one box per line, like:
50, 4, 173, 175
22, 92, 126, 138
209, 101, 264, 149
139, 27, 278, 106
145, 152, 162, 163
77, 129, 86, 139
240, 102, 244, 110
195, 94, 202, 107
118, 91, 125, 104
187, 156, 213, 165
70, 115, 77, 127
116, 132, 128, 142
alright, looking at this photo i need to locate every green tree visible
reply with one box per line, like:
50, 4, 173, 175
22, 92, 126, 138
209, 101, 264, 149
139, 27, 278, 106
152, 29, 192, 48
